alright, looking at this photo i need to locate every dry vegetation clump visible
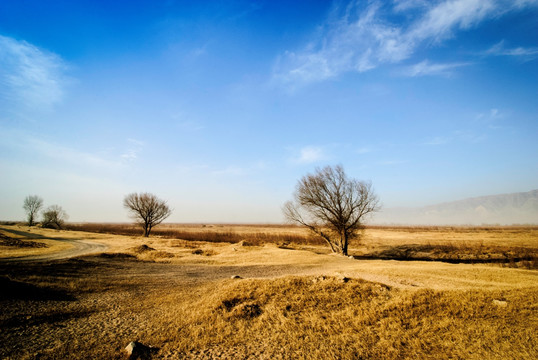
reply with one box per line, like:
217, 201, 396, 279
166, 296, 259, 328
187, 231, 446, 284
128, 244, 175, 261
0, 232, 48, 248
98, 252, 137, 260
360, 243, 538, 269
131, 244, 156, 253
191, 248, 216, 256
144, 250, 175, 261
358, 226, 538, 269
150, 277, 538, 359
1, 236, 537, 360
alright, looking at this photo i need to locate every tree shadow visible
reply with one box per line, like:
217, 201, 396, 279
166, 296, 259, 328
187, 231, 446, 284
1, 227, 67, 241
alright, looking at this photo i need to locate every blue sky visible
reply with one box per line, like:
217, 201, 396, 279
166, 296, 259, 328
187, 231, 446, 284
1, 0, 537, 223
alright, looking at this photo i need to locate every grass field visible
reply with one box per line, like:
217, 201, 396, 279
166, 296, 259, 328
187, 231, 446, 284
1, 224, 537, 359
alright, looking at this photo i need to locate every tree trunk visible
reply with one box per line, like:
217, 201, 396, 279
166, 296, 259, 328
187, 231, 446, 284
333, 243, 347, 256
334, 231, 348, 256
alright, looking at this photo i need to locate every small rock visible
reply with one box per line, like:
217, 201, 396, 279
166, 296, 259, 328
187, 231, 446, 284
340, 276, 350, 283
231, 275, 242, 279
125, 341, 157, 360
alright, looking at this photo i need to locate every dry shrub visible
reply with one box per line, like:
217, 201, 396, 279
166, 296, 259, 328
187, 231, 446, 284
128, 244, 176, 261
156, 276, 537, 359
131, 244, 155, 254
151, 251, 174, 258
191, 249, 215, 256
0, 233, 47, 248
363, 242, 538, 269
141, 251, 175, 261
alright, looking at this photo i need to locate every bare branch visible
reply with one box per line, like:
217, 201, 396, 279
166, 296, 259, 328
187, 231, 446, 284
23, 195, 43, 226
283, 165, 380, 256
42, 205, 68, 229
123, 192, 172, 237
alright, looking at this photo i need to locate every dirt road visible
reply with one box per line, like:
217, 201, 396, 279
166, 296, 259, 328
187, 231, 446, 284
5, 239, 107, 262
0, 227, 108, 262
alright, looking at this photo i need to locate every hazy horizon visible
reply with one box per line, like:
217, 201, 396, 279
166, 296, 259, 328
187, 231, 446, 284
1, 1, 537, 223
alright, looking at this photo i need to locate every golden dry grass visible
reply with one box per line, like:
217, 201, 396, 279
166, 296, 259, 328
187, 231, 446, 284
0, 224, 537, 359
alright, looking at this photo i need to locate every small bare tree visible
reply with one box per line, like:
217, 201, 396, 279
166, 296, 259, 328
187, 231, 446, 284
283, 165, 380, 256
123, 192, 172, 237
23, 195, 44, 226
41, 205, 69, 229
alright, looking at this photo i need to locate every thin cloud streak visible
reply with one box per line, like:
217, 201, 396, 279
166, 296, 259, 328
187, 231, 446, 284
0, 35, 69, 111
273, 0, 538, 87
0, 128, 126, 169
484, 40, 538, 60
401, 60, 471, 77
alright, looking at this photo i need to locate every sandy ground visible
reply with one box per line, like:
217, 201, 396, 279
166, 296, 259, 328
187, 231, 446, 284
1, 225, 537, 359
2, 225, 536, 291
0, 226, 108, 261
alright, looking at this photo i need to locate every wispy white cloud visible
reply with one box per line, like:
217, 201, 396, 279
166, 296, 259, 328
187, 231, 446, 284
21, 138, 120, 169
393, 0, 429, 12
484, 40, 538, 60
293, 146, 327, 164
273, 0, 538, 87
0, 35, 69, 111
120, 150, 138, 161
489, 108, 500, 118
120, 138, 145, 161
474, 107, 509, 130
0, 127, 133, 169
400, 59, 470, 77
406, 0, 497, 43
273, 2, 410, 86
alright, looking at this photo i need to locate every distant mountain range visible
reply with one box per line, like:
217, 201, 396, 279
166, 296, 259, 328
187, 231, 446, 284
372, 190, 538, 225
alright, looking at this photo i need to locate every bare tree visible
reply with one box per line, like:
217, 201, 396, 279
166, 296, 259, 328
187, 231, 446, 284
23, 195, 44, 226
123, 192, 172, 237
41, 205, 69, 229
283, 165, 380, 256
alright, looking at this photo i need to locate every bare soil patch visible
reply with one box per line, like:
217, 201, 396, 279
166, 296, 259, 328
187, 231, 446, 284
0, 225, 537, 359
0, 232, 48, 248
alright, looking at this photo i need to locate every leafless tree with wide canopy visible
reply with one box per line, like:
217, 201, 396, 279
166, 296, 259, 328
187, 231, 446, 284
23, 195, 44, 226
123, 192, 172, 237
41, 205, 69, 229
283, 165, 380, 256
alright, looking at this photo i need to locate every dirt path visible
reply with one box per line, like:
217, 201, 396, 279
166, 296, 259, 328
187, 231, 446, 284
0, 230, 108, 262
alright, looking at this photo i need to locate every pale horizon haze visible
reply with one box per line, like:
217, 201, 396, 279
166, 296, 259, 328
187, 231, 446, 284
1, 0, 537, 223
